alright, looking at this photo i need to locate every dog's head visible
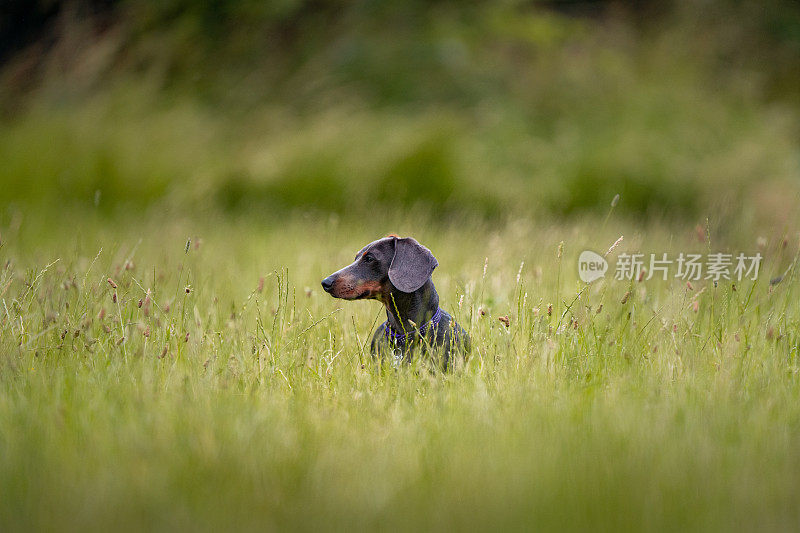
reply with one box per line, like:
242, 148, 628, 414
321, 236, 438, 300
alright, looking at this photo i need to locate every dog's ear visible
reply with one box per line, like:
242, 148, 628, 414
388, 237, 438, 293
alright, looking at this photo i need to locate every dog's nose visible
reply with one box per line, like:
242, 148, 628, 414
321, 276, 334, 293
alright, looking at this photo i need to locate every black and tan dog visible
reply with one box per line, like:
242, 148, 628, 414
321, 235, 468, 368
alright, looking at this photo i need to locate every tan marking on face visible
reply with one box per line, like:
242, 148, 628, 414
330, 274, 359, 298
355, 280, 385, 299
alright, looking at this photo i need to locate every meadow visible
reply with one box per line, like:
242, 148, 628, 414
1, 208, 800, 531
3, 1, 800, 530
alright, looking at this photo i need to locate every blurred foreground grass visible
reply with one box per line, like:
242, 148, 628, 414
1, 212, 800, 531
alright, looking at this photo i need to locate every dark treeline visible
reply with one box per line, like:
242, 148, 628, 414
3, 1, 800, 102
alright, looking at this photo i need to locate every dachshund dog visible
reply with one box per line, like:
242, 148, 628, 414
321, 236, 469, 368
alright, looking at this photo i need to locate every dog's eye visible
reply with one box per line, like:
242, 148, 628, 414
363, 255, 374, 263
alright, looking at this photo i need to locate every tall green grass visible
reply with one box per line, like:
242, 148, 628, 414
1, 212, 799, 531
3, 3, 800, 529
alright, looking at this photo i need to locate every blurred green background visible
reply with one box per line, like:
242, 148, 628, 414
2, 0, 799, 227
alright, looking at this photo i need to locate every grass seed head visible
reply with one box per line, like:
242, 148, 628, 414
107, 278, 117, 289
605, 236, 623, 257
695, 224, 705, 243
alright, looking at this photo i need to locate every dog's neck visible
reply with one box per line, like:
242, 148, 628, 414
383, 279, 439, 333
